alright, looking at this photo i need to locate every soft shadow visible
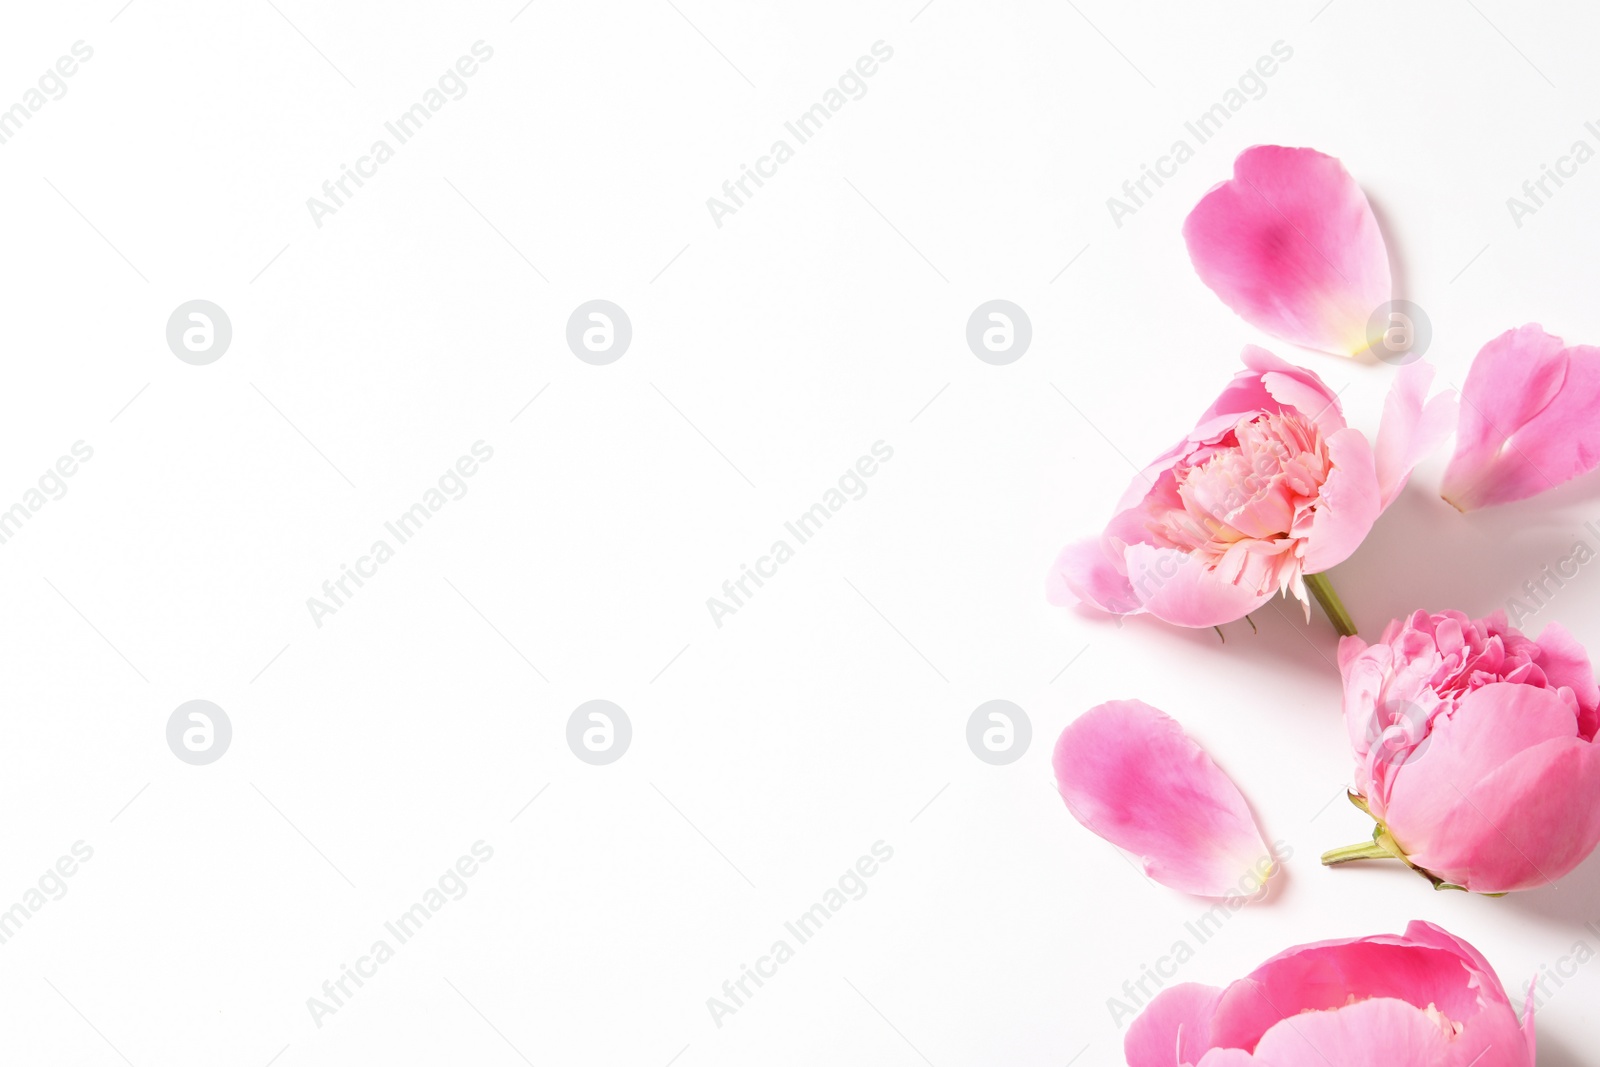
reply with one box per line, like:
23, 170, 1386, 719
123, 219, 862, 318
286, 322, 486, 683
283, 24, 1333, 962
1501, 845, 1600, 930
1533, 1030, 1586, 1067
1365, 192, 1412, 306
1329, 476, 1600, 634
1075, 605, 1348, 683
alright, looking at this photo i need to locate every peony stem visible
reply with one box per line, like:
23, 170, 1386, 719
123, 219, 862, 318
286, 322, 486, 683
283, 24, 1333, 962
1321, 840, 1396, 866
1305, 572, 1358, 637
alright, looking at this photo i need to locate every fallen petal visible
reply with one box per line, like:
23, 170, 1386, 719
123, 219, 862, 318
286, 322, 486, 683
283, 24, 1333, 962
1054, 700, 1273, 897
1184, 145, 1391, 358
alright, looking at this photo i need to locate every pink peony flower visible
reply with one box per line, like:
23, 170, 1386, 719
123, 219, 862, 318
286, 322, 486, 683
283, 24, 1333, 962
1184, 145, 1392, 359
1330, 609, 1600, 893
1047, 348, 1453, 630
1125, 921, 1535, 1065
1442, 323, 1600, 511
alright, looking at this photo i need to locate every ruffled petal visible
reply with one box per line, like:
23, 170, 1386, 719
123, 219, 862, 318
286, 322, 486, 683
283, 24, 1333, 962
1184, 146, 1391, 358
1299, 428, 1381, 574
1053, 700, 1272, 897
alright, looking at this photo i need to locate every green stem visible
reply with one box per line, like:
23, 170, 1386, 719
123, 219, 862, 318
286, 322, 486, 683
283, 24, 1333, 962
1305, 572, 1358, 637
1321, 840, 1396, 866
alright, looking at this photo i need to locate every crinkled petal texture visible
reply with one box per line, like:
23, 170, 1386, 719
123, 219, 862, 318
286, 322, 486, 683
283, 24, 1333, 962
1442, 324, 1600, 510
1048, 349, 1447, 628
1125, 921, 1533, 1066
1184, 146, 1391, 358
1054, 700, 1271, 897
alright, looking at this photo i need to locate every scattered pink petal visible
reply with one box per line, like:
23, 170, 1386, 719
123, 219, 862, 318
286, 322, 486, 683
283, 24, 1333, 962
1184, 146, 1391, 358
1441, 324, 1600, 510
1053, 700, 1273, 897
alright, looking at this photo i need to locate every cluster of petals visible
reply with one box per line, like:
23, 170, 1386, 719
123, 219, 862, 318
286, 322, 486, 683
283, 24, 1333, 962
1044, 143, 1600, 1063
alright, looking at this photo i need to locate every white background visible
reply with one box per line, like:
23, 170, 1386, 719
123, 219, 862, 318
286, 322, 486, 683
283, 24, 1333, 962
3, 1, 1600, 1064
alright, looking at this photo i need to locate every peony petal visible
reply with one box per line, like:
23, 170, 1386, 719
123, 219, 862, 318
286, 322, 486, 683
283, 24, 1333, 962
1403, 734, 1600, 893
1298, 428, 1382, 574
1242, 345, 1348, 436
1209, 934, 1491, 1051
1441, 324, 1600, 510
1533, 621, 1600, 740
1046, 536, 1141, 614
1382, 683, 1579, 848
1374, 360, 1459, 510
1248, 998, 1458, 1066
1122, 544, 1276, 629
1184, 146, 1391, 358
1124, 983, 1222, 1067
1053, 700, 1273, 897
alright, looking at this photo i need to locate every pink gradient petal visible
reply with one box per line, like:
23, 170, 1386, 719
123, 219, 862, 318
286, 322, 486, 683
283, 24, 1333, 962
1383, 683, 1579, 850
1184, 146, 1391, 358
1242, 345, 1349, 436
1441, 324, 1600, 510
1046, 537, 1140, 613
1533, 621, 1600, 739
1124, 983, 1221, 1067
1209, 935, 1487, 1050
1374, 360, 1459, 509
1299, 428, 1382, 573
1122, 544, 1277, 629
1053, 700, 1272, 897
1249, 998, 1457, 1065
1522, 976, 1538, 1062
1403, 735, 1600, 893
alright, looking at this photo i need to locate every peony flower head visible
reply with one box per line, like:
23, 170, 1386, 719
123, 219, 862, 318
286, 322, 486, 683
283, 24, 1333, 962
1333, 609, 1600, 893
1125, 921, 1535, 1065
1047, 348, 1452, 629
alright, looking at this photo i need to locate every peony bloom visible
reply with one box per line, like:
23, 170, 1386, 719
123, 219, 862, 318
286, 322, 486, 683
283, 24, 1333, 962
1125, 921, 1535, 1065
1054, 700, 1274, 898
1047, 348, 1453, 631
1184, 145, 1392, 359
1442, 323, 1600, 511
1329, 609, 1600, 893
